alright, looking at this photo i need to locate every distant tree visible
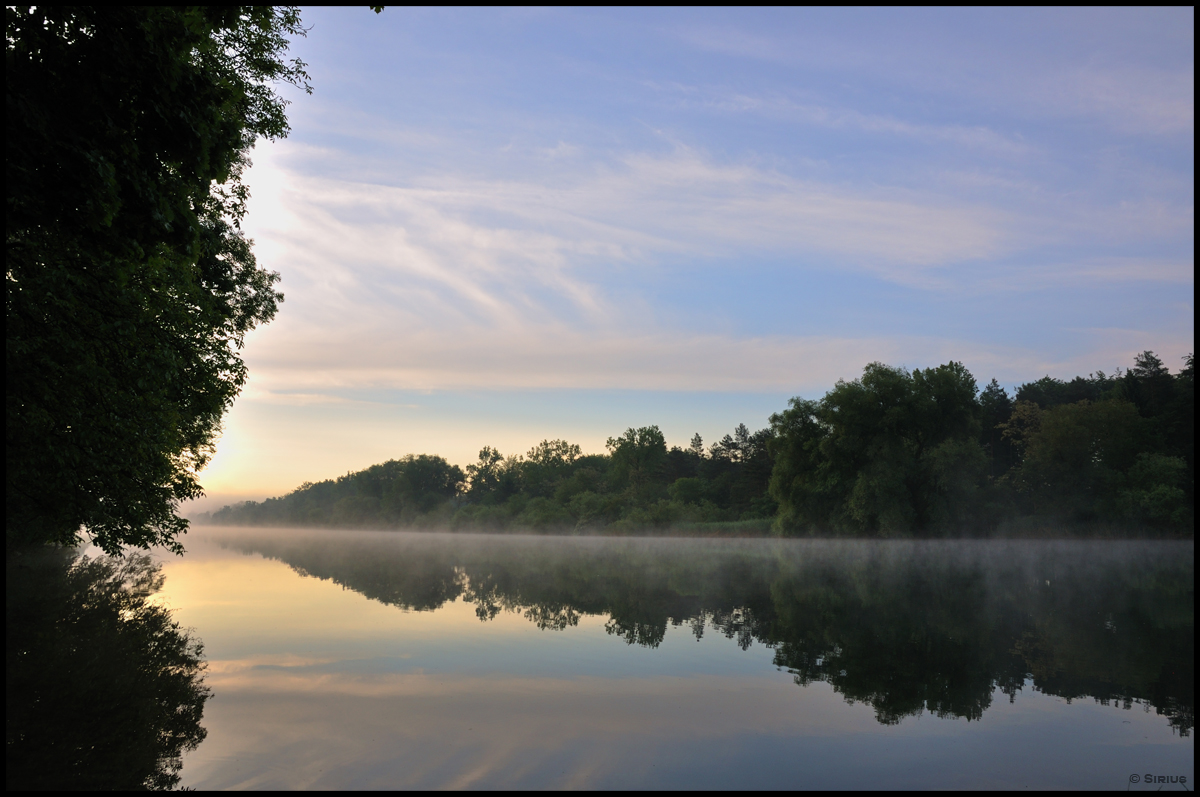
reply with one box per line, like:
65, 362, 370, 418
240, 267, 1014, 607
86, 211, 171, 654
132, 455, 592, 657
521, 439, 582, 498
709, 432, 740, 462
1114, 453, 1191, 528
689, 433, 706, 458
465, 447, 523, 504
7, 7, 311, 553
526, 439, 582, 468
979, 379, 1017, 480
384, 455, 465, 515
668, 477, 706, 505
606, 426, 668, 490
1008, 399, 1147, 520
770, 361, 985, 536
694, 423, 775, 515
736, 427, 778, 515
998, 400, 1043, 456
767, 398, 835, 532
733, 423, 752, 460
1162, 355, 1194, 501
1119, 351, 1175, 419
996, 351, 1194, 528
1015, 371, 1116, 409
663, 446, 701, 484
466, 447, 505, 497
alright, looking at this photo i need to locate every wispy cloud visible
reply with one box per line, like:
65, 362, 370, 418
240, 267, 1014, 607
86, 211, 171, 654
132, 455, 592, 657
1044, 66, 1194, 136
240, 143, 1003, 392
997, 257, 1195, 289
246, 325, 909, 392
254, 140, 1010, 294
238, 139, 1190, 394
657, 84, 1034, 155
243, 319, 1194, 395
675, 16, 1195, 139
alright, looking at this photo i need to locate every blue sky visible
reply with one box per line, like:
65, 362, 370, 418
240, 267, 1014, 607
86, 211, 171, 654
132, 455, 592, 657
192, 8, 1193, 509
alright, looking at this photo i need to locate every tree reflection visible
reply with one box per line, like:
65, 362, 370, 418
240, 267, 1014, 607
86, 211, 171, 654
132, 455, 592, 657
219, 532, 1193, 733
6, 548, 209, 790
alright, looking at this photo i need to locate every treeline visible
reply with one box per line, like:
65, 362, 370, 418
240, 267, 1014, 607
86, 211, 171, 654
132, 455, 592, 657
204, 351, 1194, 536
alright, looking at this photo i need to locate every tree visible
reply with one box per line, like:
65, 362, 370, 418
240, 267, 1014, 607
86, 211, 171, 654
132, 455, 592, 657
979, 378, 1016, 480
522, 439, 582, 498
770, 361, 986, 536
1009, 399, 1146, 519
606, 426, 667, 490
7, 8, 310, 553
7, 548, 210, 789
1120, 351, 1175, 418
466, 447, 508, 500
767, 398, 835, 532
1162, 354, 1194, 504
380, 455, 466, 516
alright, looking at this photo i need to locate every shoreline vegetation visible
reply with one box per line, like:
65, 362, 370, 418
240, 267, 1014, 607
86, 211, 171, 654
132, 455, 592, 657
200, 352, 1194, 539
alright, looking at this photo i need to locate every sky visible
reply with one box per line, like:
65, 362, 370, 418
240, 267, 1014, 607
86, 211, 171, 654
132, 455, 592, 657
190, 7, 1194, 512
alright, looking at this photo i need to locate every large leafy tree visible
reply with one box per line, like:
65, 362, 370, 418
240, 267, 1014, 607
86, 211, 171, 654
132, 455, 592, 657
978, 378, 1016, 480
769, 361, 986, 536
606, 426, 668, 490
7, 7, 310, 553
7, 548, 210, 789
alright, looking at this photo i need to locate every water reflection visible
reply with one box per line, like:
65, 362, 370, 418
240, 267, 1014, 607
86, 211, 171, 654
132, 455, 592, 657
6, 548, 210, 790
215, 532, 1193, 734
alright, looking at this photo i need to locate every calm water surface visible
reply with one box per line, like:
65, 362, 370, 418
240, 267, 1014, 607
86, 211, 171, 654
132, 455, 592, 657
155, 528, 1193, 790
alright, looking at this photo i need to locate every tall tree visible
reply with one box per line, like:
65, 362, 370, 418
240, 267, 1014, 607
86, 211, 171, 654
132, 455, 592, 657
770, 361, 985, 536
978, 378, 1017, 480
606, 426, 668, 490
1119, 350, 1176, 419
7, 7, 309, 552
522, 439, 583, 498
1007, 398, 1147, 520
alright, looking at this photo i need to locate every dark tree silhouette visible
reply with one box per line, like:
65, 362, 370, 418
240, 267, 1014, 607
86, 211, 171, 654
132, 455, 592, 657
6, 548, 210, 789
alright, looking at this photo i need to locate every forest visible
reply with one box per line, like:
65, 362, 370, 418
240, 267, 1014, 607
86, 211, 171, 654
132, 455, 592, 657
204, 351, 1194, 537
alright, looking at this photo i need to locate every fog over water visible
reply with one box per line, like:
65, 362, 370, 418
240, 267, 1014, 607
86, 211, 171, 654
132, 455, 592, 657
146, 527, 1193, 789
